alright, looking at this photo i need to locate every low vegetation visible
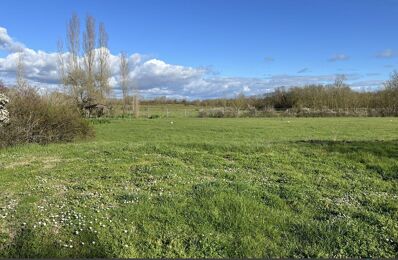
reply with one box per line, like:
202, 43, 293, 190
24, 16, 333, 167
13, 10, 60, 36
0, 86, 93, 148
131, 72, 398, 118
0, 117, 397, 258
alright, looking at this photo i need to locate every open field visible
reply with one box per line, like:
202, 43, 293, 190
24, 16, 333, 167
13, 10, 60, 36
112, 104, 201, 118
0, 117, 397, 257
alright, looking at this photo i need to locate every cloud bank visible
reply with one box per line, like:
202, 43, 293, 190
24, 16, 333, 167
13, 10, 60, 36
0, 26, 386, 99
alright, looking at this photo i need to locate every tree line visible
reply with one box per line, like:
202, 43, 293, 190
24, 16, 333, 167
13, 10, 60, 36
147, 73, 398, 117
252, 74, 398, 113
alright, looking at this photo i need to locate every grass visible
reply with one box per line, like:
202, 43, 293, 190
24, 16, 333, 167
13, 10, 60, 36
112, 103, 201, 118
0, 117, 397, 258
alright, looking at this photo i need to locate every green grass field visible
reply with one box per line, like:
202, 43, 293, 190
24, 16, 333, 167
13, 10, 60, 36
127, 104, 201, 118
0, 117, 397, 258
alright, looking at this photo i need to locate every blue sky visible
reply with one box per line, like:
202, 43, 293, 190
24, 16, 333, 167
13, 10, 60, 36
1, 0, 397, 99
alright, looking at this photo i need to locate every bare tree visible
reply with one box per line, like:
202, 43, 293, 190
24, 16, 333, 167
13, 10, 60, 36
232, 92, 246, 117
119, 52, 129, 115
58, 13, 112, 111
57, 39, 66, 87
16, 52, 27, 89
97, 22, 111, 102
383, 70, 398, 113
58, 13, 86, 105
68, 14, 80, 69
334, 74, 347, 88
132, 78, 140, 118
222, 90, 228, 112
83, 15, 96, 100
330, 74, 347, 110
385, 70, 398, 90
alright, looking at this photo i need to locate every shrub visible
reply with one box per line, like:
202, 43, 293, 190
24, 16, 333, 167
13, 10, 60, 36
198, 108, 238, 118
0, 86, 94, 148
148, 114, 160, 119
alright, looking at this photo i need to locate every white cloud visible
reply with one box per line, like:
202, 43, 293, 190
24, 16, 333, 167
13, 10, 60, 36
0, 27, 25, 52
0, 26, 386, 99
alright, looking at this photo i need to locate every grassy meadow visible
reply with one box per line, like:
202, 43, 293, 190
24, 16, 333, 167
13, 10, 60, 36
0, 117, 397, 257
116, 103, 201, 118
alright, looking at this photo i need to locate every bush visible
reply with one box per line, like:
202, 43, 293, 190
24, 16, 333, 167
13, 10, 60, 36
198, 108, 237, 118
148, 114, 160, 119
0, 86, 94, 148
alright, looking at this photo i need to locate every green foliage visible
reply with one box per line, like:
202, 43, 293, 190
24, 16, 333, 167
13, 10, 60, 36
0, 118, 397, 257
